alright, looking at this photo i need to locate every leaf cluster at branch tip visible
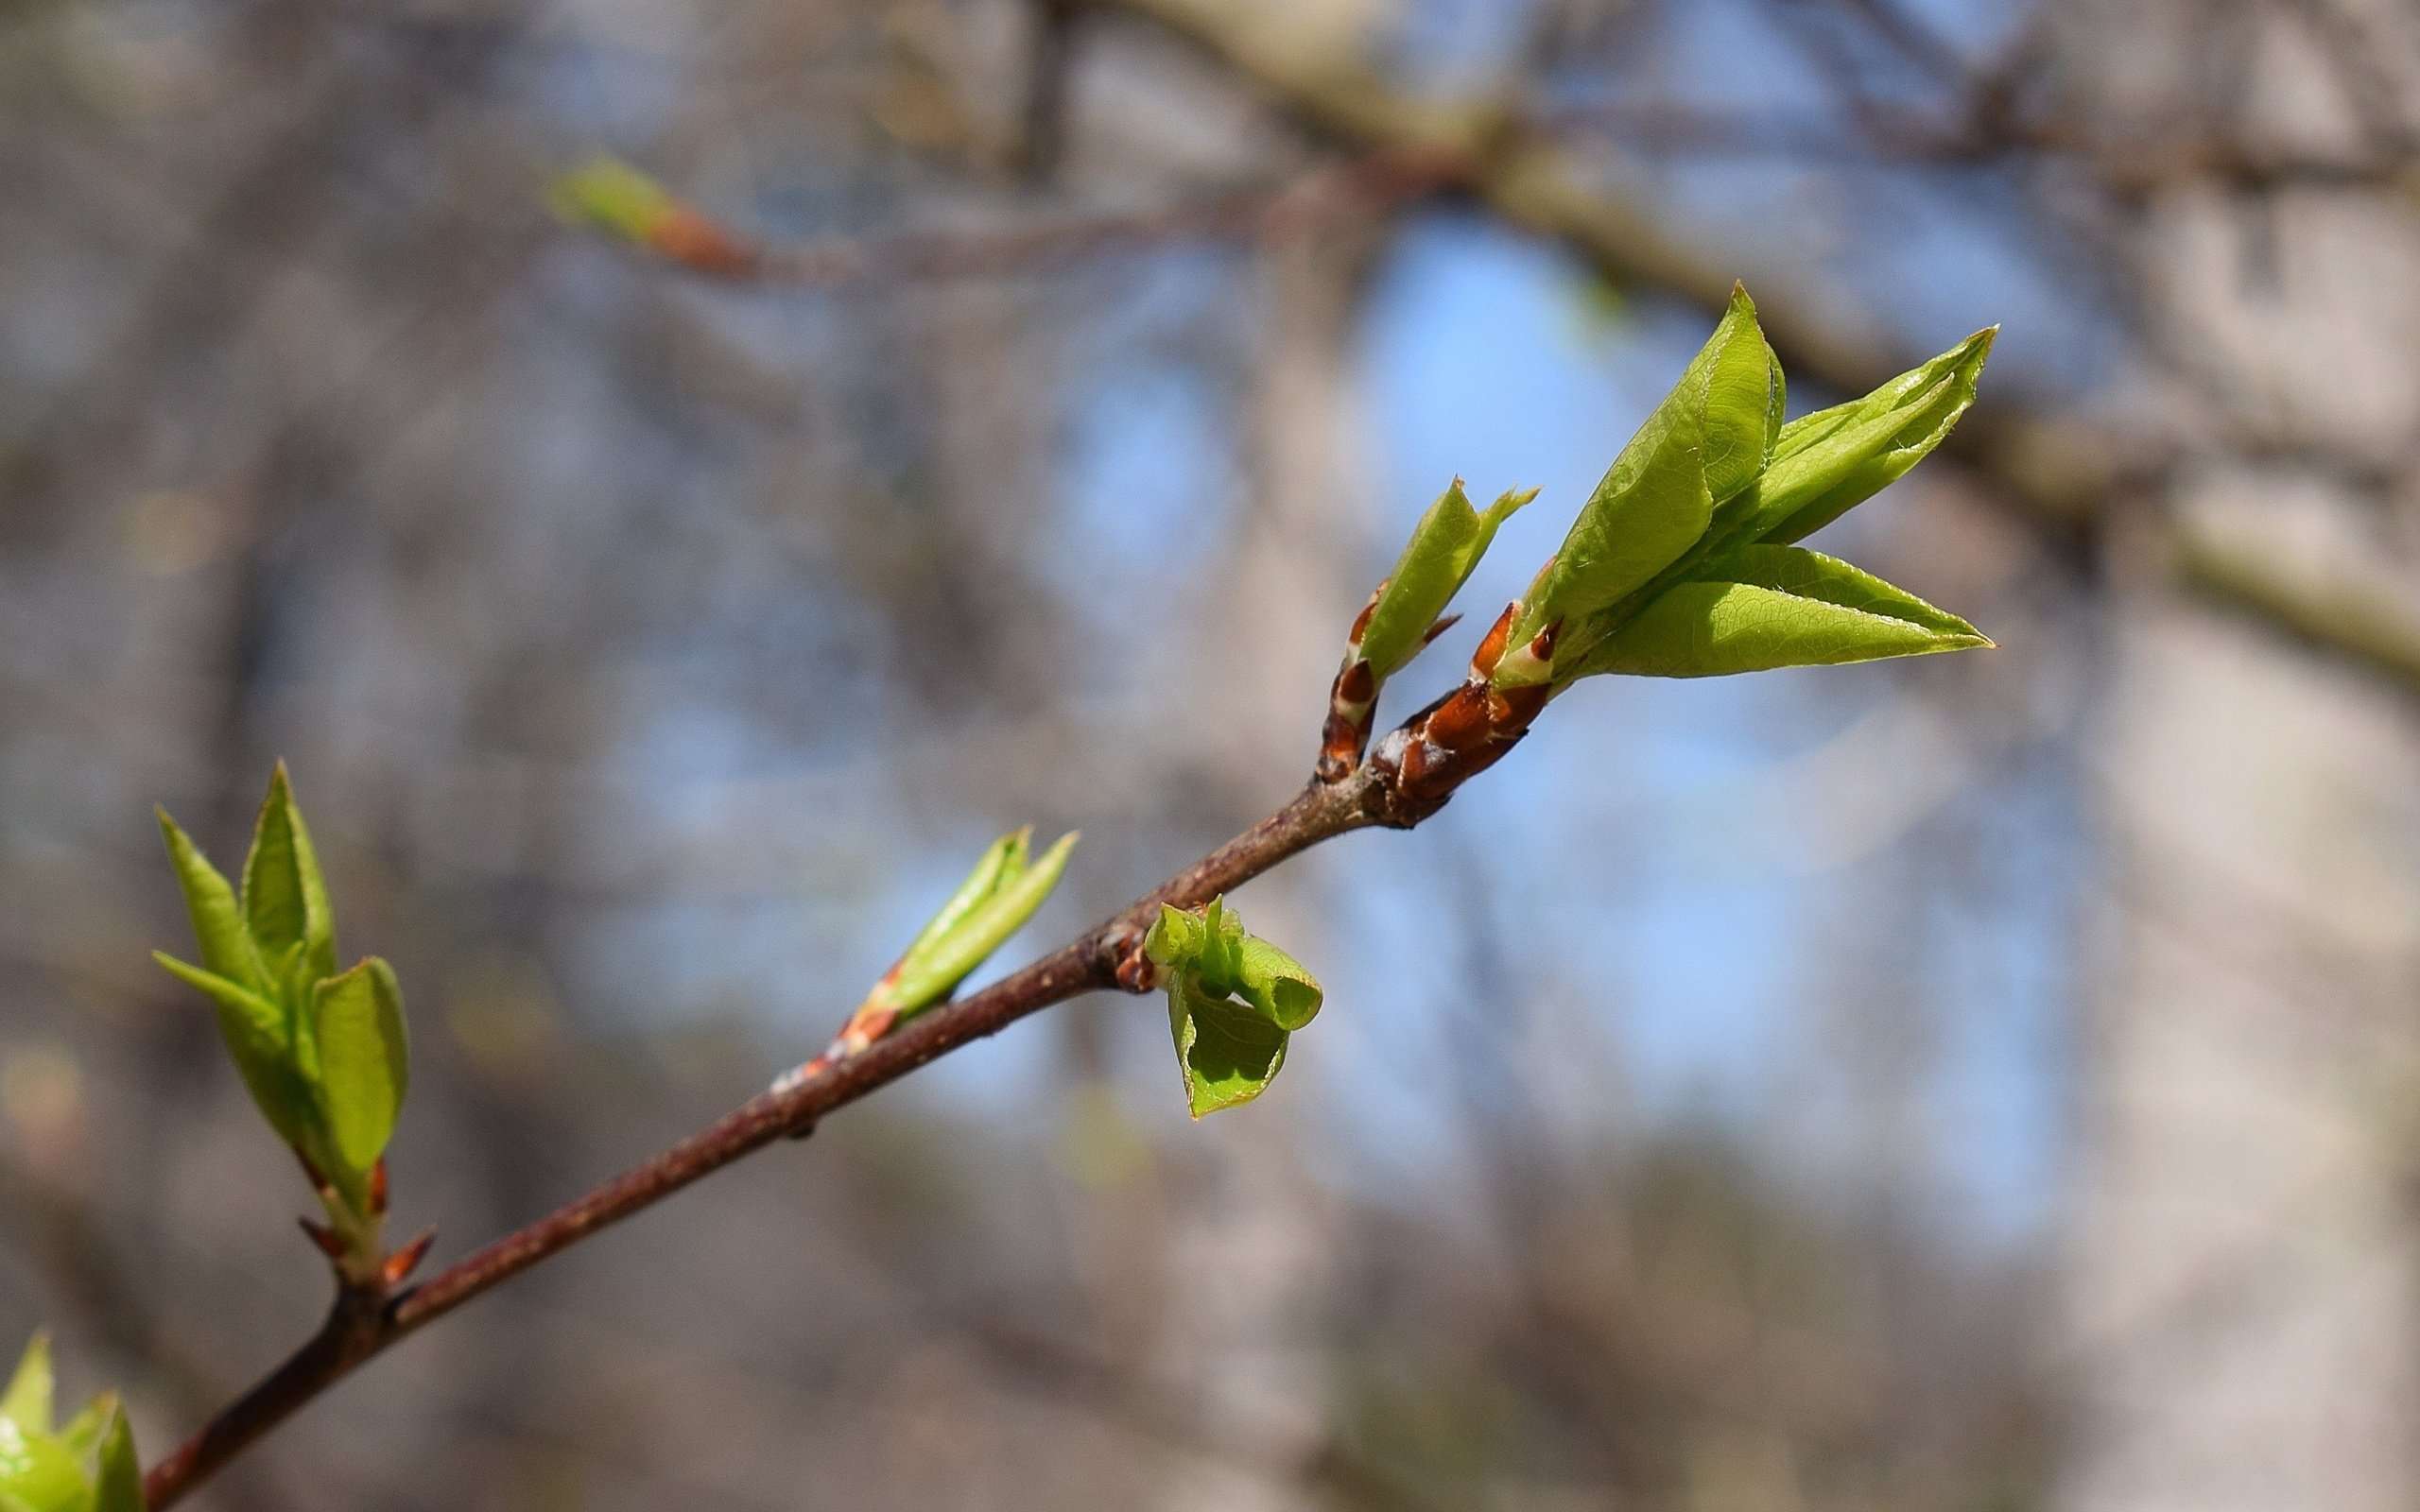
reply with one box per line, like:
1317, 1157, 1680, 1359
0, 1333, 143, 1512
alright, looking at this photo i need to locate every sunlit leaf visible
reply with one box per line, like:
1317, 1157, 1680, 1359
886, 832, 1077, 1017
1745, 328, 1994, 545
1167, 974, 1288, 1119
1503, 286, 1777, 677
1358, 481, 1534, 680
1567, 545, 1989, 679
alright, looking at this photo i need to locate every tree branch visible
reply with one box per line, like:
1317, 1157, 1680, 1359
142, 762, 1427, 1507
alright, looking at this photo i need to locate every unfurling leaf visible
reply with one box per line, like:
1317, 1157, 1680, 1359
1566, 545, 1989, 679
1147, 897, 1322, 1118
312, 958, 409, 1176
1500, 285, 1778, 680
1358, 481, 1534, 680
0, 1336, 143, 1512
1746, 328, 1996, 545
1167, 976, 1289, 1119
885, 831, 1078, 1019
156, 765, 412, 1265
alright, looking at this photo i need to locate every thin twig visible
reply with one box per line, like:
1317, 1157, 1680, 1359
142, 756, 1458, 1506
611, 147, 1470, 287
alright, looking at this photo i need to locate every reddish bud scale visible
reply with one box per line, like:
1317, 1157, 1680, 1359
370, 1159, 389, 1217
384, 1229, 438, 1288
1347, 589, 1380, 649
648, 210, 761, 278
1469, 603, 1516, 680
300, 1218, 346, 1262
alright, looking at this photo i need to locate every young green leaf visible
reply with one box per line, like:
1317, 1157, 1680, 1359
885, 832, 1078, 1018
1744, 328, 1995, 546
1501, 286, 1778, 678
87, 1406, 139, 1512
1148, 897, 1322, 1116
1, 1336, 48, 1435
156, 811, 268, 994
310, 958, 409, 1176
1357, 481, 1535, 680
549, 157, 677, 244
152, 953, 321, 1151
896, 831, 1022, 969
243, 764, 337, 988
1566, 545, 1989, 679
1167, 974, 1289, 1119
0, 1418, 89, 1512
1233, 936, 1322, 1032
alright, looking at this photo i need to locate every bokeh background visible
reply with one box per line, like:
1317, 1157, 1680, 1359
3, 0, 2417, 1506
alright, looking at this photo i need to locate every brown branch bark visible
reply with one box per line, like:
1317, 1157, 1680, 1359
142, 762, 1435, 1507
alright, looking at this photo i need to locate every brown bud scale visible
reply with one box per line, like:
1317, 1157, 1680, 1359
1470, 603, 1516, 679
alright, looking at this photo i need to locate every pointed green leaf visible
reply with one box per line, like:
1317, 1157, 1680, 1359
153, 954, 320, 1150
155, 812, 267, 993
886, 833, 1078, 1018
86, 1407, 137, 1512
1568, 545, 1990, 679
1504, 287, 1777, 673
310, 958, 408, 1175
1234, 936, 1322, 1032
1746, 328, 1994, 545
896, 831, 1021, 969
1358, 481, 1535, 680
1168, 975, 1288, 1119
1, 1338, 48, 1436
242, 765, 336, 988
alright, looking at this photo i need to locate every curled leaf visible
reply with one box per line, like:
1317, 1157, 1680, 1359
1746, 328, 1995, 546
1148, 896, 1322, 1117
1168, 975, 1289, 1119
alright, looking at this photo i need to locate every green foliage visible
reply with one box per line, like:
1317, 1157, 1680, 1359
1748, 329, 1995, 545
311, 960, 410, 1176
1499, 286, 1779, 677
1567, 545, 1988, 679
0, 1335, 142, 1512
156, 765, 409, 1243
1472, 286, 1992, 687
1358, 480, 1535, 681
881, 830, 1079, 1022
548, 157, 675, 244
1145, 898, 1322, 1118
